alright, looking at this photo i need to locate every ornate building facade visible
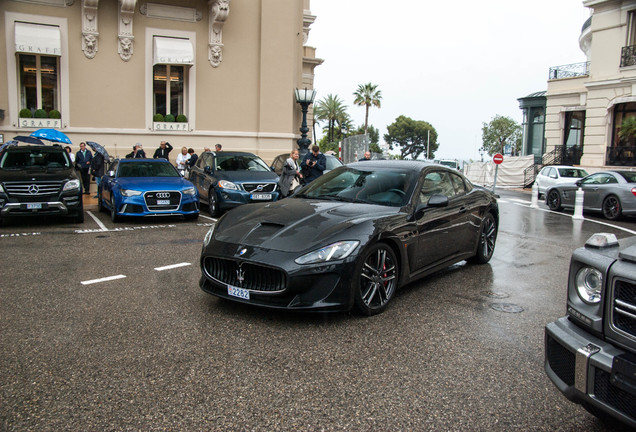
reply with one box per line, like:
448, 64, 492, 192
0, 0, 322, 163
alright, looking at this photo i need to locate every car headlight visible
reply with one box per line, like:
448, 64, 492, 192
121, 188, 142, 197
575, 267, 603, 304
183, 187, 196, 196
217, 180, 238, 190
295, 241, 360, 265
203, 224, 216, 247
63, 179, 80, 191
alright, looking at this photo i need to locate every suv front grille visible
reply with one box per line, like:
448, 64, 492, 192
3, 181, 63, 196
243, 183, 277, 193
144, 191, 181, 211
612, 278, 636, 339
203, 257, 287, 292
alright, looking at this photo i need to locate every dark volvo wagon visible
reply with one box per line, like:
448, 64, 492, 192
545, 233, 636, 428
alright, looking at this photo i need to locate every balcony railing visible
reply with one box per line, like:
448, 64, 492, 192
621, 45, 636, 67
548, 62, 590, 80
607, 146, 636, 166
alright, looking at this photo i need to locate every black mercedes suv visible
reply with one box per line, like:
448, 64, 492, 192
0, 144, 84, 224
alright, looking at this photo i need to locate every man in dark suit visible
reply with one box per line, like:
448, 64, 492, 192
153, 141, 173, 160
126, 144, 146, 158
300, 145, 326, 184
75, 142, 93, 194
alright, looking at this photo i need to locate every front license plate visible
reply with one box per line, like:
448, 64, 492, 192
251, 193, 272, 200
27, 203, 42, 209
157, 199, 170, 205
228, 286, 250, 300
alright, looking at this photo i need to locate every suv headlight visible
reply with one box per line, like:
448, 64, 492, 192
575, 267, 603, 304
183, 187, 196, 196
121, 188, 142, 197
295, 241, 360, 265
217, 180, 238, 190
63, 179, 80, 191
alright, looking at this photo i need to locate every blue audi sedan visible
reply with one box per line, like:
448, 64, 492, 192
98, 158, 199, 222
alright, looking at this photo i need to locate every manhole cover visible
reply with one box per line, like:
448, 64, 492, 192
482, 290, 509, 299
490, 303, 524, 313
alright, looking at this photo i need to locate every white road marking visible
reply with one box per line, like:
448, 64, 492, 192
0, 232, 41, 238
199, 214, 216, 221
81, 274, 126, 285
86, 211, 108, 231
155, 262, 191, 271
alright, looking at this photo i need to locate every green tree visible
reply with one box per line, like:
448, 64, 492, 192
619, 116, 636, 144
384, 115, 438, 160
353, 83, 382, 135
314, 94, 348, 144
352, 124, 379, 145
481, 115, 522, 156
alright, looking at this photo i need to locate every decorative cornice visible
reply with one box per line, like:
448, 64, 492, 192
302, 10, 316, 46
82, 0, 99, 59
118, 0, 136, 61
208, 0, 230, 67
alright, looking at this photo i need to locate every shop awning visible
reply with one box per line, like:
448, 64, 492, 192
153, 37, 194, 65
14, 22, 61, 56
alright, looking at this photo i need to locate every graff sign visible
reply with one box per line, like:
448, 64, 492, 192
19, 118, 62, 128
153, 122, 189, 131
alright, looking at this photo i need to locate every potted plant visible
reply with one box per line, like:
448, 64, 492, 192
19, 108, 32, 118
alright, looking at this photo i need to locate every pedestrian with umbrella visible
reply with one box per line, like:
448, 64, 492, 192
75, 142, 92, 194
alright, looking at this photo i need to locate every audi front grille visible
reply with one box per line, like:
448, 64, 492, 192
144, 191, 182, 211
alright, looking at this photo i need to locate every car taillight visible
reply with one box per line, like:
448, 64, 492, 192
632, 187, 636, 197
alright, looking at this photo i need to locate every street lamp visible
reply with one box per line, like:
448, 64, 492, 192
295, 87, 317, 160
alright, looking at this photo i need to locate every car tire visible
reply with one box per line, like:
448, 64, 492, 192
110, 193, 120, 223
353, 243, 399, 316
546, 189, 562, 211
468, 213, 497, 264
208, 187, 220, 218
602, 195, 622, 220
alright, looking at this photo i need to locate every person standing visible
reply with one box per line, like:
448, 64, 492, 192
176, 146, 190, 176
75, 142, 93, 195
187, 148, 198, 168
278, 149, 303, 197
359, 151, 372, 161
300, 145, 326, 184
91, 151, 105, 198
126, 143, 146, 158
215, 144, 222, 152
153, 141, 173, 160
65, 146, 75, 163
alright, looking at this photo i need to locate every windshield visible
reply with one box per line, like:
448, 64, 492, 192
215, 154, 271, 172
438, 161, 458, 169
117, 161, 180, 177
0, 148, 71, 169
295, 167, 417, 207
558, 168, 588, 178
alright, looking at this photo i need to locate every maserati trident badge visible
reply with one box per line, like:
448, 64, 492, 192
236, 263, 245, 284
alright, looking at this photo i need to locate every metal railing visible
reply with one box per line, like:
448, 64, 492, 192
522, 146, 584, 188
621, 45, 636, 67
548, 62, 590, 80
607, 146, 636, 166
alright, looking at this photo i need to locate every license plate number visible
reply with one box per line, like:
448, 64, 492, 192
251, 193, 271, 200
27, 203, 42, 209
228, 286, 250, 300
157, 199, 170, 205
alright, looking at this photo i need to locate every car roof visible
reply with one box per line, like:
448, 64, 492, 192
349, 159, 442, 171
202, 151, 260, 157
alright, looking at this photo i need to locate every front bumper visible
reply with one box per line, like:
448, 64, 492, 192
0, 193, 82, 217
199, 241, 356, 312
216, 189, 280, 212
545, 316, 636, 427
114, 192, 199, 217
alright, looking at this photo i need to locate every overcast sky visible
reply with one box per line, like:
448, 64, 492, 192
308, 0, 590, 161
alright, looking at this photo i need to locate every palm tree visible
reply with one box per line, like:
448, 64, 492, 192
314, 94, 348, 144
353, 83, 382, 135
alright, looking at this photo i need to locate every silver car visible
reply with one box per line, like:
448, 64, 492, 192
535, 165, 588, 197
545, 170, 636, 220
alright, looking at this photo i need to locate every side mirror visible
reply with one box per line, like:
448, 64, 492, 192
204, 166, 212, 174
108, 170, 115, 177
575, 180, 582, 187
428, 193, 449, 207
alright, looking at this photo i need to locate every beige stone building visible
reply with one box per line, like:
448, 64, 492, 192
534, 0, 636, 170
0, 0, 322, 164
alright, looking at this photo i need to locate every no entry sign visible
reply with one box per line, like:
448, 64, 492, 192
493, 153, 504, 164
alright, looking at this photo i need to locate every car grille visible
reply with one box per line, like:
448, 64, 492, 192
594, 368, 636, 420
545, 333, 575, 386
611, 278, 636, 340
144, 191, 181, 211
203, 257, 287, 292
243, 183, 277, 193
3, 181, 63, 196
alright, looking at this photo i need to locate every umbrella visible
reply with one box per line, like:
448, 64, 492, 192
86, 141, 109, 159
13, 135, 45, 145
30, 128, 72, 144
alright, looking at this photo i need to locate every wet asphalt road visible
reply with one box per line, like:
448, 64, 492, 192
1, 190, 635, 431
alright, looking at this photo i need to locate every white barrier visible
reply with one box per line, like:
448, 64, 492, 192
572, 188, 584, 220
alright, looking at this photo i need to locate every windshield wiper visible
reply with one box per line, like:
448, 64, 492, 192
312, 194, 356, 202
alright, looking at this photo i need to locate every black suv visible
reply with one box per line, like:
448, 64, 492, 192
0, 144, 84, 224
